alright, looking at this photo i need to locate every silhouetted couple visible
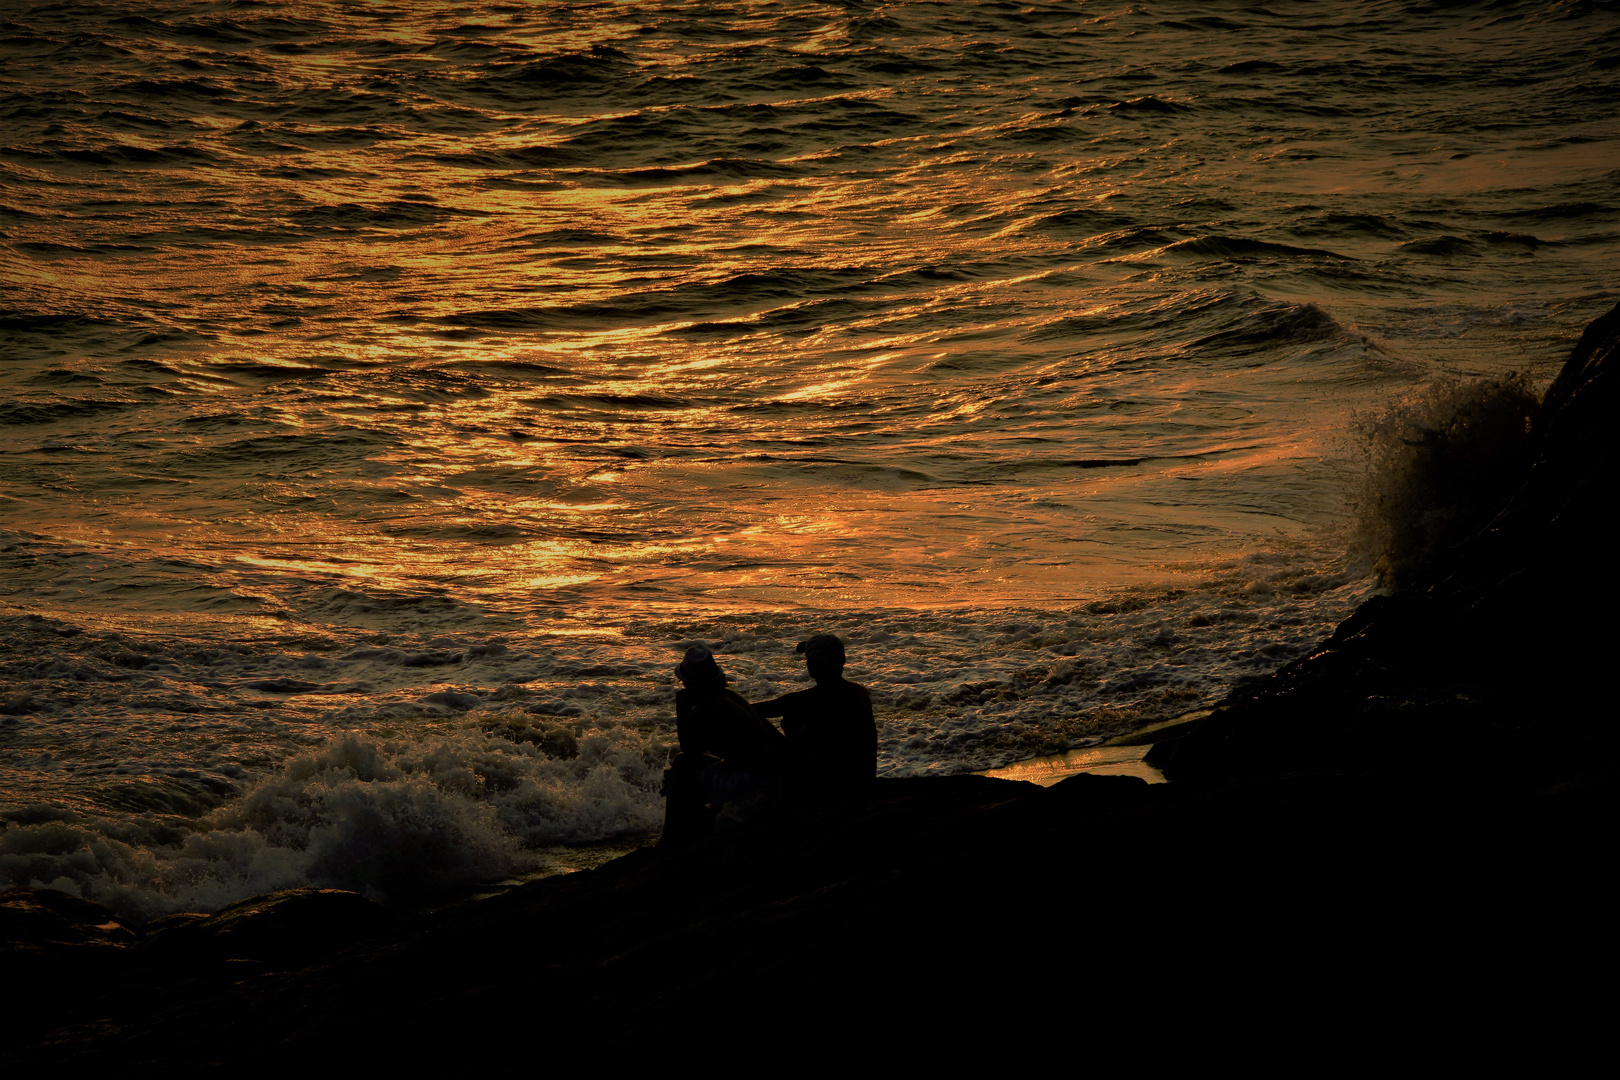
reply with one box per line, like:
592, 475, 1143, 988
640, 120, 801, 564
660, 633, 877, 844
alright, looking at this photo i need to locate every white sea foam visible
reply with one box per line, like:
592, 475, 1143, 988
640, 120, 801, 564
0, 722, 664, 920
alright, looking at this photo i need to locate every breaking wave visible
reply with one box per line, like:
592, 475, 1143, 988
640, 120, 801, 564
0, 720, 665, 921
1352, 373, 1540, 589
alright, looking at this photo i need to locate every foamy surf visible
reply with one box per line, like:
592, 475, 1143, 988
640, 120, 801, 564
2, 723, 664, 921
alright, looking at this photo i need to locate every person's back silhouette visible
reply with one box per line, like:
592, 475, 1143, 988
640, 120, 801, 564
660, 642, 787, 843
755, 634, 876, 802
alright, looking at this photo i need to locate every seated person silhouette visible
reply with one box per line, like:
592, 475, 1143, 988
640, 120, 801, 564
755, 633, 876, 802
660, 642, 788, 844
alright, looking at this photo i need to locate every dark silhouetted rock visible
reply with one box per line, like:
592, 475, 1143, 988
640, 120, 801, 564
1, 888, 142, 1042
0, 886, 140, 956
137, 888, 394, 972
1, 760, 1606, 1072
1148, 300, 1620, 784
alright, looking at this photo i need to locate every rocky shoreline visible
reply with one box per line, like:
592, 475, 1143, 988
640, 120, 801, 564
5, 302, 1615, 1070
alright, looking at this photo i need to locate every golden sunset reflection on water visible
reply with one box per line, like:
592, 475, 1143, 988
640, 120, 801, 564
2, 0, 1610, 621
5, 0, 1617, 909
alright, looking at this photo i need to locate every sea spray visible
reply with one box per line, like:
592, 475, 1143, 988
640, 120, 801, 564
1352, 374, 1540, 589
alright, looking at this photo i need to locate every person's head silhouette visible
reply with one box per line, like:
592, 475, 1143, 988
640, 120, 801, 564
796, 633, 845, 683
676, 642, 726, 689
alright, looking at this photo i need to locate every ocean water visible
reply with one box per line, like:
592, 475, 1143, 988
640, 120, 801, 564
2, 0, 1617, 917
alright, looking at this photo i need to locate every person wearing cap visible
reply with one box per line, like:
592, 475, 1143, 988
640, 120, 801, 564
754, 633, 876, 802
660, 642, 789, 844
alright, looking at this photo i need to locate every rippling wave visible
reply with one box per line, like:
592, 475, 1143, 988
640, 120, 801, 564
3, 0, 1618, 910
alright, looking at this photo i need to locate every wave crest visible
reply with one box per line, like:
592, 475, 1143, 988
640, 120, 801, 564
1352, 373, 1539, 589
0, 721, 667, 921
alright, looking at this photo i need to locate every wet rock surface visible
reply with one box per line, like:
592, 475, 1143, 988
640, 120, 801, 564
132, 888, 396, 973
1, 886, 140, 956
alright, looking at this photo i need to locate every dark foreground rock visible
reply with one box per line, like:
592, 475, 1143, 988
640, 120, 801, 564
5, 306, 1616, 1070
2, 765, 1606, 1070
